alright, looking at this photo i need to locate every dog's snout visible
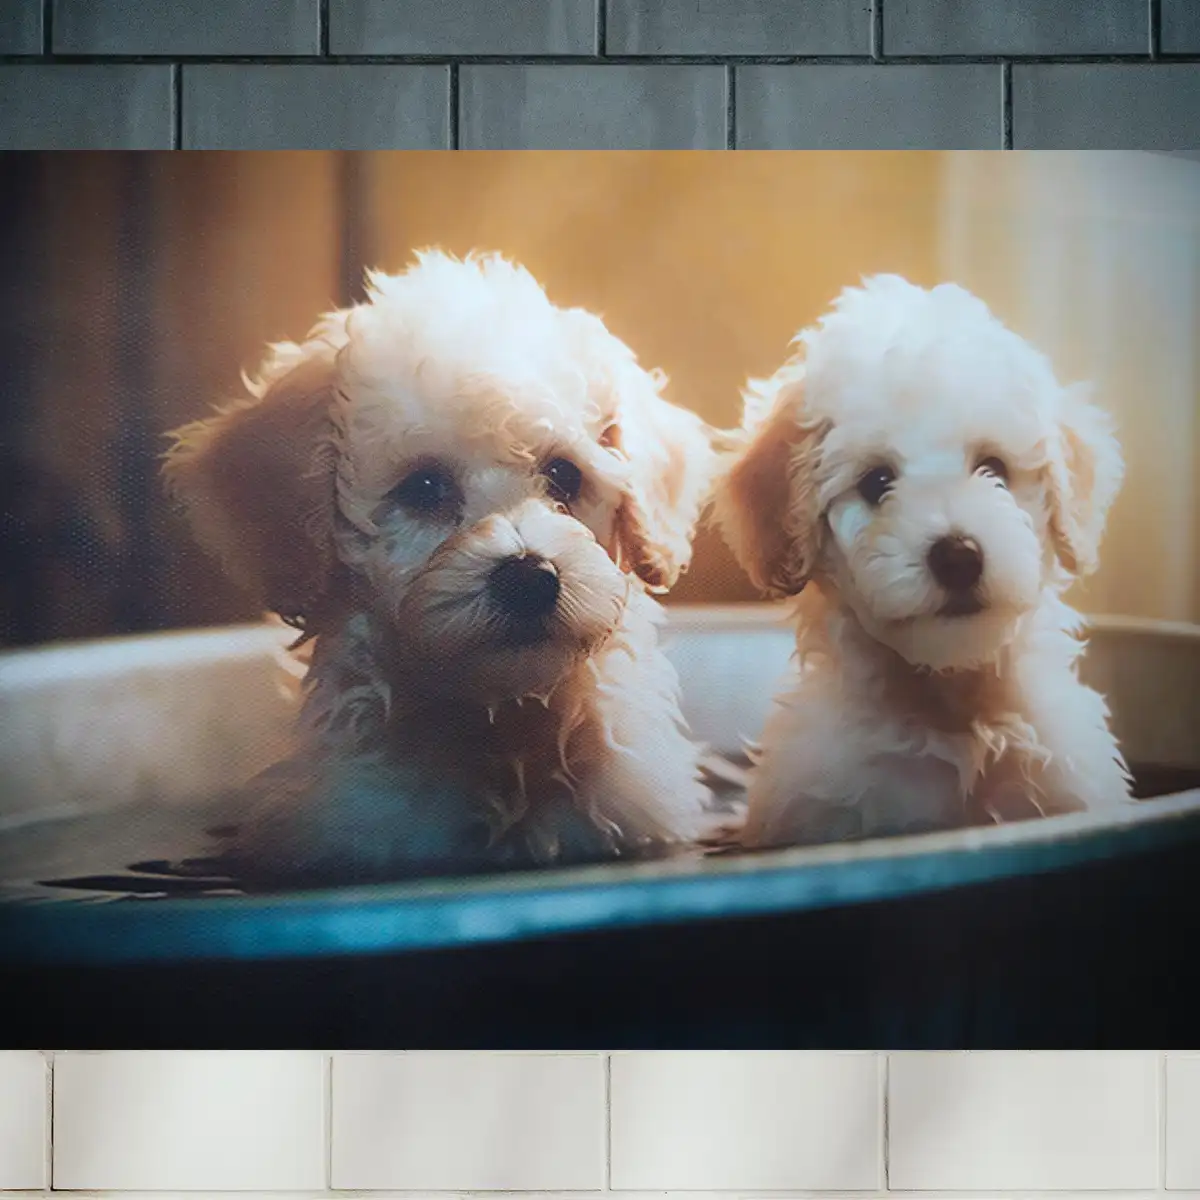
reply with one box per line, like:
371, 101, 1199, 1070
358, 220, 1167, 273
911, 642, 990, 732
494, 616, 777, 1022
927, 534, 984, 592
488, 554, 560, 620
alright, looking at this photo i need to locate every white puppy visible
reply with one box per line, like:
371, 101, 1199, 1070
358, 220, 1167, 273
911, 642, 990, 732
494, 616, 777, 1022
165, 250, 720, 884
713, 274, 1132, 847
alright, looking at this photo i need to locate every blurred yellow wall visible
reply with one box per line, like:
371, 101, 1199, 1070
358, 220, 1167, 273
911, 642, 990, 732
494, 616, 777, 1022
26, 151, 1197, 635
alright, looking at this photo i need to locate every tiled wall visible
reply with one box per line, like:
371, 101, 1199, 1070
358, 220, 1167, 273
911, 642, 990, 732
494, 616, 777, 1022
2, 1051, 1200, 1192
0, 0, 1198, 149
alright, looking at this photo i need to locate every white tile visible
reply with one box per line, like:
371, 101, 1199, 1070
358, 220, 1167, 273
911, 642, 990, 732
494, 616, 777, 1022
0, 1051, 47, 1188
1168, 1054, 1200, 1188
331, 1052, 605, 1190
609, 1051, 881, 1191
52, 1051, 326, 1190
888, 1051, 1159, 1190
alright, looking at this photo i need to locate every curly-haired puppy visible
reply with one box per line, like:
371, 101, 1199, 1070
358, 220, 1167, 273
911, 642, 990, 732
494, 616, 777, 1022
713, 274, 1132, 847
165, 251, 720, 884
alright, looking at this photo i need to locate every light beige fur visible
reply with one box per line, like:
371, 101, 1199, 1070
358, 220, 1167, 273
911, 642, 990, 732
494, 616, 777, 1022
165, 250, 721, 884
712, 274, 1133, 847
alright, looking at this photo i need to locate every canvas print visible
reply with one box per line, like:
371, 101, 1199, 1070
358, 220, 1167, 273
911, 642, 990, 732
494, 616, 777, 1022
0, 151, 1197, 1047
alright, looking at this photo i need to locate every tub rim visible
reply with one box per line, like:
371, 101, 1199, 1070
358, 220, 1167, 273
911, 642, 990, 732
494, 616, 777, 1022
663, 601, 1200, 642
2, 786, 1199, 967
1, 606, 1197, 682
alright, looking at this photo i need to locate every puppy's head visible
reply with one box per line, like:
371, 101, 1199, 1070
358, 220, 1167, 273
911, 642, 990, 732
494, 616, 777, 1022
714, 275, 1124, 671
165, 250, 717, 706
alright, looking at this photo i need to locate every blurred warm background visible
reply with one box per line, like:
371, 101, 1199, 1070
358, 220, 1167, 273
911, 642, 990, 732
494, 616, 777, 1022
1, 150, 1197, 646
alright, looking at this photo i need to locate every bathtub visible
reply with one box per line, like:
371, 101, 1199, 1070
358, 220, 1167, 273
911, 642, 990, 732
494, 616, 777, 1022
1, 605, 1198, 1048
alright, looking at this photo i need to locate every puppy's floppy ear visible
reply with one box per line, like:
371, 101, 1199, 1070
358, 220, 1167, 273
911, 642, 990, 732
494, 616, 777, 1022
604, 370, 722, 594
163, 336, 343, 629
711, 375, 825, 599
1043, 383, 1124, 576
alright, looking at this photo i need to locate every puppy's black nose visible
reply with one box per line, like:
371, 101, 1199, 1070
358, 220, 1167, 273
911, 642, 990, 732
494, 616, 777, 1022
488, 554, 560, 620
928, 534, 984, 592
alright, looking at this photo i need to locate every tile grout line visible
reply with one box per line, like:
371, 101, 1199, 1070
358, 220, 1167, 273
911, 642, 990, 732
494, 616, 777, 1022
595, 0, 607, 57
319, 0, 331, 57
880, 1052, 890, 1191
1001, 60, 1013, 149
1159, 1051, 1167, 1191
1150, 0, 1162, 58
5, 52, 1200, 65
725, 63, 737, 150
324, 1053, 334, 1192
871, 0, 884, 60
448, 61, 460, 149
603, 1052, 613, 1191
171, 61, 182, 150
40, 0, 53, 54
44, 1050, 54, 1194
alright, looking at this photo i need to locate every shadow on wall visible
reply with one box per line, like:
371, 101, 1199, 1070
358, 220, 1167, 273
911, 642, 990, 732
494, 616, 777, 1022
0, 151, 1196, 645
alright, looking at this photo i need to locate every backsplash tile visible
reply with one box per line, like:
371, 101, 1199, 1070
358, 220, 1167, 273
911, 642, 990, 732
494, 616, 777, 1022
0, 66, 173, 149
52, 0, 321, 55
0, 0, 1195, 154
0, 1051, 1184, 1196
458, 65, 727, 150
887, 1050, 1160, 1190
331, 1052, 606, 1190
0, 1051, 46, 1189
52, 1051, 326, 1190
735, 65, 1002, 149
883, 0, 1148, 55
607, 0, 867, 56
181, 65, 451, 149
1166, 1053, 1200, 1188
0, 0, 41, 54
330, 0, 596, 56
609, 1051, 881, 1190
1012, 64, 1200, 149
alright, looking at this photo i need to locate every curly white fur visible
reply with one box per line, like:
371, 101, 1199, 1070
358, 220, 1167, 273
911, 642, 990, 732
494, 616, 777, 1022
713, 274, 1133, 846
165, 250, 720, 884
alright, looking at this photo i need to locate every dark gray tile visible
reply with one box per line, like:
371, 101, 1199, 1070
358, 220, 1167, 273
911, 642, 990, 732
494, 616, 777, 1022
736, 65, 1001, 149
182, 65, 450, 149
884, 0, 1147, 55
1013, 65, 1200, 149
1162, 0, 1200, 52
0, 66, 172, 148
53, 0, 320, 55
607, 0, 866, 55
0, 0, 41, 54
459, 65, 726, 149
330, 0, 596, 54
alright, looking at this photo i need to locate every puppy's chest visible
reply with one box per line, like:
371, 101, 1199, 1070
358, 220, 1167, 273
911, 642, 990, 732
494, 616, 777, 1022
869, 668, 1049, 813
881, 665, 1008, 736
382, 698, 597, 799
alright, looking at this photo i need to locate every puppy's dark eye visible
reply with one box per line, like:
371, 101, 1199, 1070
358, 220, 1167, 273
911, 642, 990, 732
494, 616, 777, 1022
387, 464, 461, 516
856, 465, 897, 507
541, 457, 583, 504
976, 456, 1009, 484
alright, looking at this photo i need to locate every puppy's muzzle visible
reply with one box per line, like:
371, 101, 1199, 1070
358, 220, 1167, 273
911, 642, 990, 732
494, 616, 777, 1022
928, 534, 985, 615
488, 553, 561, 644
